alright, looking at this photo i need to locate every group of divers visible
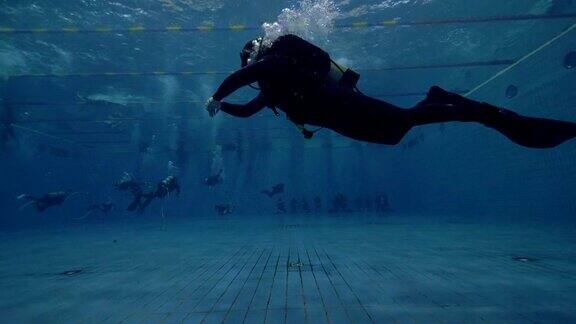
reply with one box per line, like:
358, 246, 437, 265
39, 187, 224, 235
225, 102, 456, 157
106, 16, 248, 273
17, 173, 182, 219
261, 184, 391, 216
16, 170, 225, 218
16, 171, 390, 218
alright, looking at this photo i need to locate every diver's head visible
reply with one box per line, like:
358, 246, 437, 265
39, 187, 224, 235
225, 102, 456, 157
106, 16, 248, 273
240, 37, 264, 67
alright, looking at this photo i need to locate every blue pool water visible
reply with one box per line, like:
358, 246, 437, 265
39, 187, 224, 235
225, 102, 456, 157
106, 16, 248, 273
1, 1, 575, 322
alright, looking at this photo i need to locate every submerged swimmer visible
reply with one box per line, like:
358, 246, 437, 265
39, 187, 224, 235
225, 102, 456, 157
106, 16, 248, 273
215, 203, 234, 216
261, 183, 285, 198
127, 191, 154, 214
155, 175, 181, 198
1, 102, 16, 150
205, 34, 576, 149
204, 169, 223, 188
114, 173, 143, 195
17, 191, 77, 212
114, 173, 153, 213
275, 197, 287, 214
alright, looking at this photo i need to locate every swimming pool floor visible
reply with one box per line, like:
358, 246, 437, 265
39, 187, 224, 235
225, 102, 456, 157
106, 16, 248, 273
1, 215, 575, 323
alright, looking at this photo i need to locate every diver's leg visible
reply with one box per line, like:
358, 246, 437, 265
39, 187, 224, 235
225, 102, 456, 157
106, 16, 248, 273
127, 196, 141, 212
410, 86, 576, 148
318, 87, 413, 145
36, 202, 47, 212
410, 103, 496, 125
18, 201, 35, 211
137, 194, 155, 213
483, 112, 576, 148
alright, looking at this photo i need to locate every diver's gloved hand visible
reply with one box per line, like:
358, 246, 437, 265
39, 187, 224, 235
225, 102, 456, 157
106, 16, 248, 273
205, 97, 221, 117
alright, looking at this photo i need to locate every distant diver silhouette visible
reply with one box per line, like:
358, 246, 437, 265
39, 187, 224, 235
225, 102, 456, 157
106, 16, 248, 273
17, 191, 82, 213
215, 203, 234, 216
114, 173, 153, 213
204, 169, 223, 188
205, 34, 576, 149
261, 183, 285, 198
155, 175, 181, 198
114, 173, 144, 195
126, 191, 155, 214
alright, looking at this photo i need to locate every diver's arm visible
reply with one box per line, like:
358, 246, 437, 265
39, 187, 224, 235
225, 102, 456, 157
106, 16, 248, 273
220, 94, 266, 118
212, 56, 289, 100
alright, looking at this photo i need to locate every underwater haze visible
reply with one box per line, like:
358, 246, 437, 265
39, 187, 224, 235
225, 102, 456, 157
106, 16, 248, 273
1, 0, 576, 323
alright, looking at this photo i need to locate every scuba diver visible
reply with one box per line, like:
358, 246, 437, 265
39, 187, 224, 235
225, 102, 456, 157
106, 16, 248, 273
275, 197, 287, 214
215, 203, 234, 216
155, 175, 181, 198
313, 196, 322, 212
375, 194, 390, 213
17, 191, 78, 213
301, 197, 311, 214
205, 34, 576, 149
204, 169, 223, 188
114, 173, 154, 213
261, 183, 285, 198
1, 101, 16, 151
329, 193, 350, 214
114, 173, 144, 195
126, 190, 155, 214
290, 198, 299, 214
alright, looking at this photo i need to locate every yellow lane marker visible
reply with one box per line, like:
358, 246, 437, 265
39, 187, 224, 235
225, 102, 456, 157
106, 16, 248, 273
352, 21, 369, 28
166, 26, 182, 32
229, 24, 246, 31
198, 23, 214, 32
129, 26, 146, 32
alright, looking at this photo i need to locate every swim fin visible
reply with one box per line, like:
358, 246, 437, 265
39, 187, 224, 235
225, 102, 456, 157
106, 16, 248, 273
485, 111, 576, 149
422, 86, 576, 148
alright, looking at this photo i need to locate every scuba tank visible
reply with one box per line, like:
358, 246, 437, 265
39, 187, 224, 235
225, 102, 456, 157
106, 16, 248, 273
295, 60, 362, 140
326, 59, 361, 90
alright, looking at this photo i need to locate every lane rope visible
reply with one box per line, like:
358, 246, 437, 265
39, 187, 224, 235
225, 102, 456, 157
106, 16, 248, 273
465, 22, 576, 97
1, 13, 575, 35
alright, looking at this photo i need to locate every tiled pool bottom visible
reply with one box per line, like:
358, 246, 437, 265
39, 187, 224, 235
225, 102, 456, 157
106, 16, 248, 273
1, 216, 575, 323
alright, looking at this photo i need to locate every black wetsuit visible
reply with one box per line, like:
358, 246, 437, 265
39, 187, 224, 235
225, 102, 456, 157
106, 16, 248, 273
213, 34, 576, 148
23, 192, 69, 212
204, 170, 223, 187
127, 191, 154, 213
261, 183, 285, 198
155, 176, 181, 198
1, 102, 16, 150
